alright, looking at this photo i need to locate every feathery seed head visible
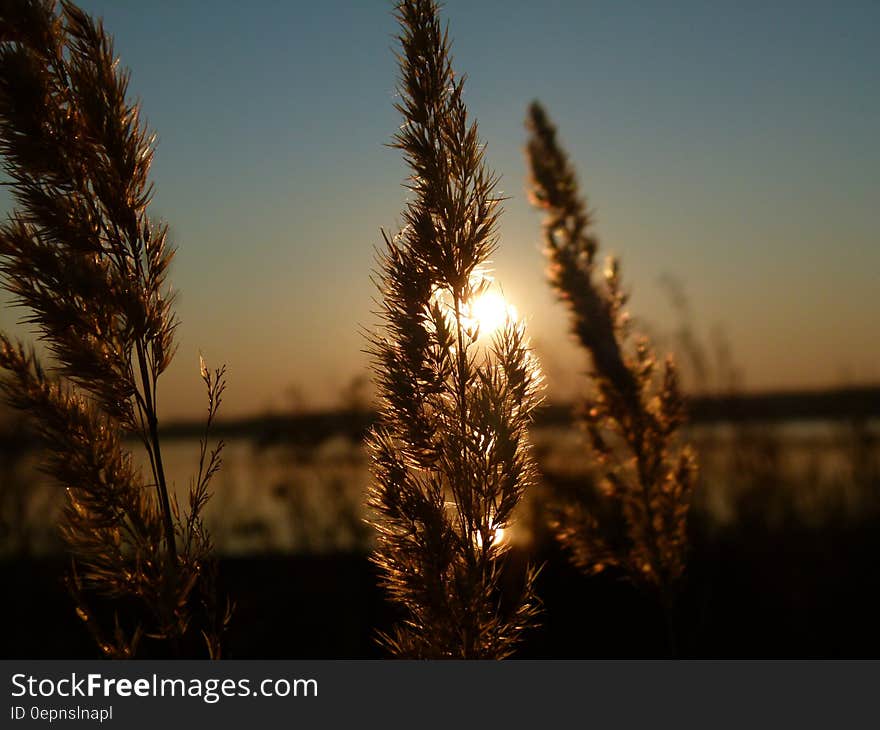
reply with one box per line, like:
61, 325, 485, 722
368, 0, 542, 659
526, 101, 697, 593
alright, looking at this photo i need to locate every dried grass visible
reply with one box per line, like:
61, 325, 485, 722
0, 0, 229, 657
525, 102, 697, 629
367, 0, 543, 659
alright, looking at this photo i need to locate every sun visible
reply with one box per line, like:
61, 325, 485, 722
474, 525, 509, 549
467, 289, 517, 338
427, 281, 519, 341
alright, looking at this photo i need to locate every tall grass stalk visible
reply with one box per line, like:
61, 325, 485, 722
0, 0, 228, 658
525, 102, 697, 650
367, 0, 543, 659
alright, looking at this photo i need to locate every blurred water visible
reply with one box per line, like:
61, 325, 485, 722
2, 419, 877, 555
156, 434, 372, 554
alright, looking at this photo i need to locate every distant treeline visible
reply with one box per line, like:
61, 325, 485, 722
4, 385, 876, 454
152, 385, 880, 447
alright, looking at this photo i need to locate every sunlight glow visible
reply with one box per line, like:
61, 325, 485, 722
474, 524, 508, 549
468, 290, 516, 337
427, 278, 520, 343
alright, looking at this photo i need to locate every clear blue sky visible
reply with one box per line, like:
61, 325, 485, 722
1, 1, 878, 418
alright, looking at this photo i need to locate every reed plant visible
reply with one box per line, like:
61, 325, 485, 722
0, 0, 228, 658
367, 0, 543, 659
525, 102, 697, 646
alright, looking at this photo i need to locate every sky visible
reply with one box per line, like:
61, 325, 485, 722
1, 0, 878, 420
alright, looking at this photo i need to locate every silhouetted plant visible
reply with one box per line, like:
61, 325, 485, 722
525, 102, 697, 643
0, 0, 229, 657
367, 0, 542, 658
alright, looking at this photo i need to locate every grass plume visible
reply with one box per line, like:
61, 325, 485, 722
0, 0, 228, 658
525, 101, 697, 633
367, 0, 543, 659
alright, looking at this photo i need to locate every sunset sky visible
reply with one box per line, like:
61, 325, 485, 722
1, 0, 877, 419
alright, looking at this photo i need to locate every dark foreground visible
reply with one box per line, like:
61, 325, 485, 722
3, 519, 880, 659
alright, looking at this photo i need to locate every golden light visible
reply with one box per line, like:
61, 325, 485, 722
427, 279, 520, 344
467, 289, 517, 338
474, 524, 508, 549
